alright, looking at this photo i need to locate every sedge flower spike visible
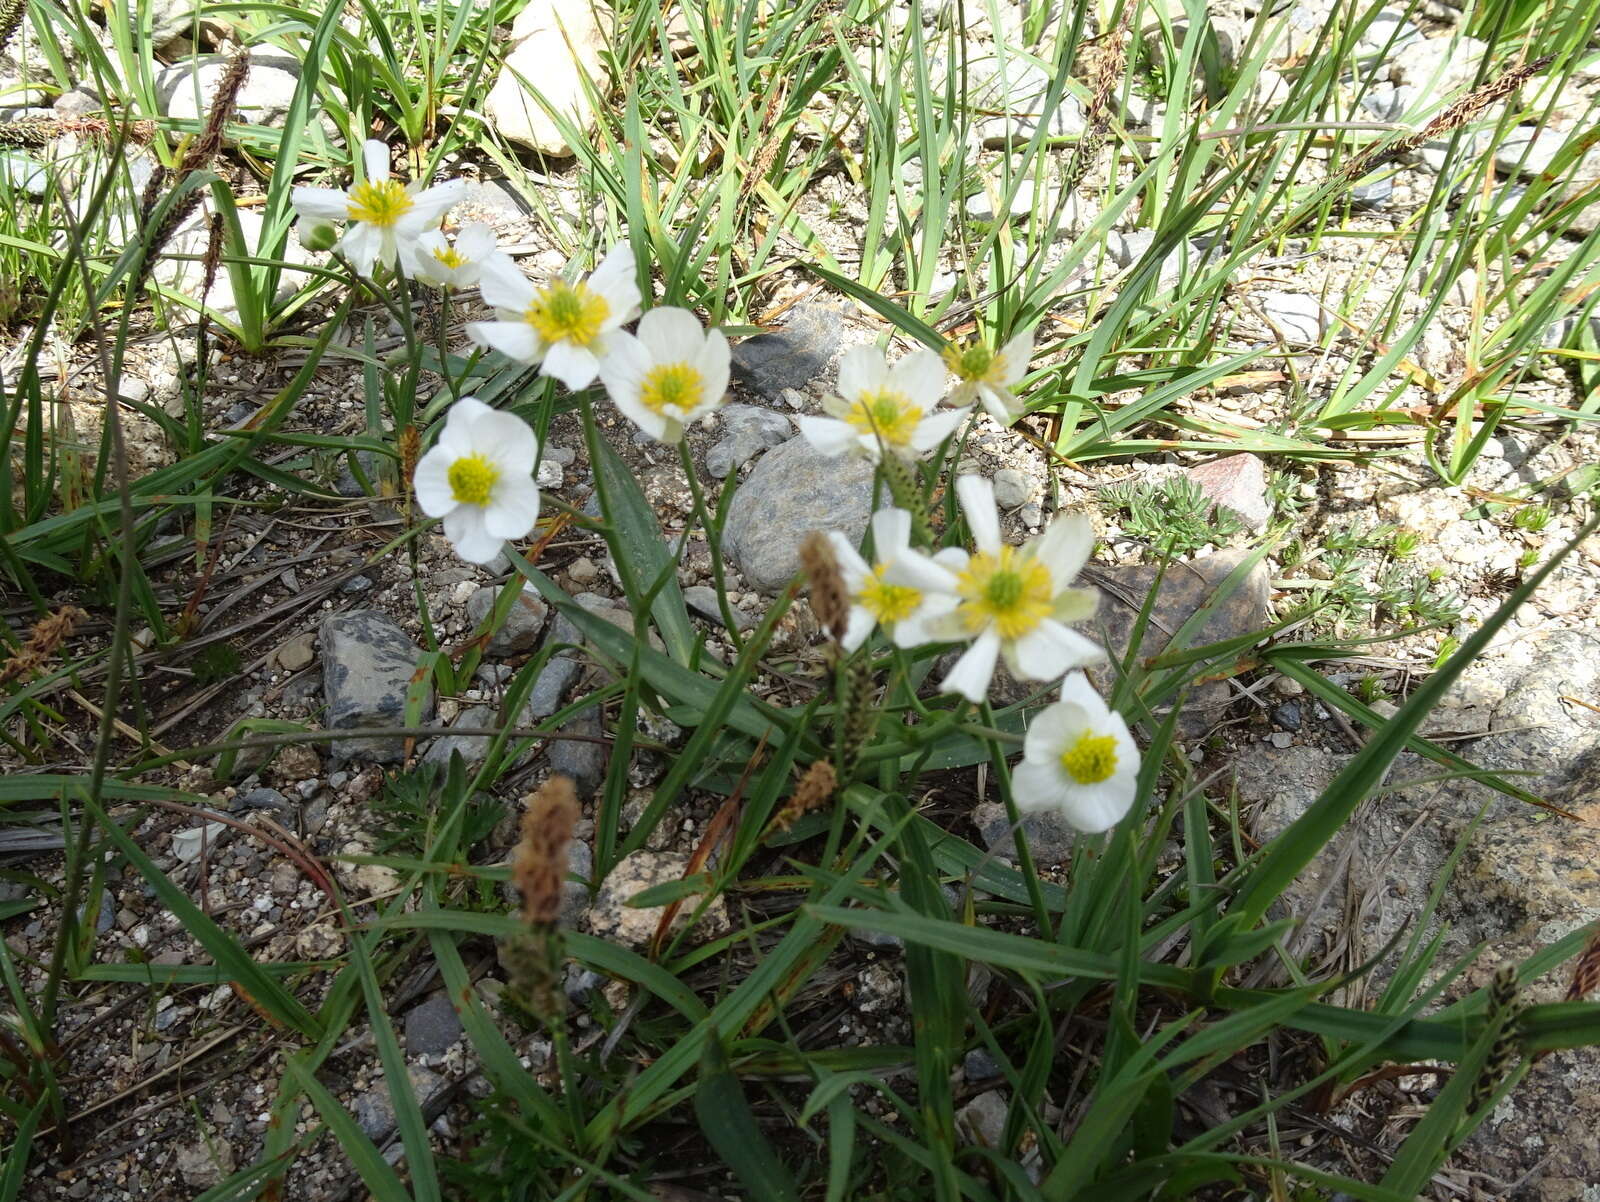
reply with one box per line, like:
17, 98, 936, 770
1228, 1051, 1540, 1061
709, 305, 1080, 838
598, 307, 730, 443
885, 475, 1105, 703
798, 345, 968, 462
943, 329, 1034, 426
412, 397, 542, 565
467, 244, 642, 391
826, 508, 961, 652
291, 139, 466, 278
407, 222, 504, 291
1012, 672, 1140, 833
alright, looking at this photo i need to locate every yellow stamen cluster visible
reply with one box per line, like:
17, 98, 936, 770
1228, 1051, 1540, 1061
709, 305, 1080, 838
447, 453, 499, 506
525, 281, 609, 347
432, 246, 468, 269
638, 363, 704, 415
346, 178, 414, 228
955, 545, 1052, 640
943, 340, 997, 382
1060, 731, 1118, 785
844, 390, 921, 447
856, 565, 921, 624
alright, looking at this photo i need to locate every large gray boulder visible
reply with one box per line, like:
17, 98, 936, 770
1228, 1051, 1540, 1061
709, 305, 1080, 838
320, 610, 434, 764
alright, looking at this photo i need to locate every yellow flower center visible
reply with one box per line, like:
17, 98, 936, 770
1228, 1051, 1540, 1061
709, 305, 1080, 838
956, 545, 1053, 640
525, 280, 610, 348
943, 341, 997, 382
1060, 731, 1118, 785
346, 179, 414, 229
447, 453, 499, 506
843, 390, 922, 447
856, 564, 922, 624
433, 246, 468, 269
638, 362, 704, 415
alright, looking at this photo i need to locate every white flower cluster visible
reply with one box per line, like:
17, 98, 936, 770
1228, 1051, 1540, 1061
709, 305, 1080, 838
293, 140, 1136, 833
827, 476, 1138, 831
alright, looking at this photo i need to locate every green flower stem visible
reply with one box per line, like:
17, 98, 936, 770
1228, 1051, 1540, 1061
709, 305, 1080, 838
677, 437, 744, 655
436, 287, 461, 403
981, 700, 1053, 935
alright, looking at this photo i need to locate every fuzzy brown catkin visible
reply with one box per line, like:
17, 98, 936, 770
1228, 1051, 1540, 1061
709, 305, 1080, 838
512, 775, 580, 927
800, 530, 850, 644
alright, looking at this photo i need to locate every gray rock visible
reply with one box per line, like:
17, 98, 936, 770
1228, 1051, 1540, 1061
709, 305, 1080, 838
353, 1066, 449, 1142
992, 468, 1032, 510
1356, 84, 1415, 122
964, 1048, 1003, 1082
972, 801, 1077, 867
549, 707, 605, 797
465, 583, 549, 656
342, 574, 373, 593
705, 404, 792, 478
585, 850, 730, 948
1258, 292, 1325, 342
54, 84, 102, 117
730, 304, 846, 402
156, 52, 303, 129
404, 994, 463, 1057
1349, 175, 1393, 210
526, 655, 581, 720
683, 585, 754, 631
234, 787, 294, 813
1183, 453, 1271, 531
1272, 702, 1302, 732
455, 177, 532, 218
1355, 8, 1422, 54
1494, 126, 1600, 183
422, 704, 497, 770
175, 1139, 233, 1189
1085, 551, 1271, 735
483, 0, 607, 156
722, 436, 877, 594
562, 841, 593, 927
956, 1089, 1009, 1149
967, 56, 1087, 146
320, 611, 434, 764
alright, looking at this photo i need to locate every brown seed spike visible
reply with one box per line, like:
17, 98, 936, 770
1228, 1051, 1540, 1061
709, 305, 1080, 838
800, 530, 849, 644
513, 775, 580, 927
1568, 926, 1600, 1002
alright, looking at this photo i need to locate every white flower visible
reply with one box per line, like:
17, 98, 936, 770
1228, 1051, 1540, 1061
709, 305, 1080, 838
291, 139, 466, 278
797, 345, 968, 462
826, 508, 962, 652
412, 397, 541, 565
885, 475, 1104, 703
943, 329, 1034, 425
1012, 672, 1140, 832
407, 222, 503, 291
598, 307, 730, 443
466, 244, 643, 391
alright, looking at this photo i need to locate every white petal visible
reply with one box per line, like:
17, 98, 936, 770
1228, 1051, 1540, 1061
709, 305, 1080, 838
610, 388, 670, 441
637, 307, 704, 360
589, 244, 642, 325
542, 340, 600, 390
443, 507, 503, 564
797, 415, 862, 457
869, 508, 913, 560
880, 547, 961, 594
476, 410, 540, 472
362, 139, 390, 181
483, 477, 541, 539
338, 222, 381, 277
412, 449, 455, 517
1023, 699, 1082, 762
840, 606, 875, 652
477, 254, 535, 310
889, 348, 947, 406
1058, 777, 1137, 834
956, 475, 1001, 555
994, 328, 1035, 383
890, 595, 956, 648
467, 319, 542, 363
976, 383, 1021, 425
1034, 512, 1094, 587
946, 380, 980, 410
407, 178, 467, 226
909, 405, 969, 452
292, 186, 350, 220
1010, 620, 1107, 681
941, 632, 1002, 703
835, 344, 887, 401
446, 396, 493, 429
456, 222, 499, 260
1012, 760, 1068, 815
826, 530, 872, 585
1053, 586, 1100, 623
696, 328, 732, 403
1057, 671, 1105, 714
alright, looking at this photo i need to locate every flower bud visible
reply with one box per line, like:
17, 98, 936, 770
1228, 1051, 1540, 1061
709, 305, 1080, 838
299, 218, 337, 253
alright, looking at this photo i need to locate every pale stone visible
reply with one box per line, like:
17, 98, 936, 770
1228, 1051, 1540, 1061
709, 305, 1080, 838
484, 0, 609, 157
